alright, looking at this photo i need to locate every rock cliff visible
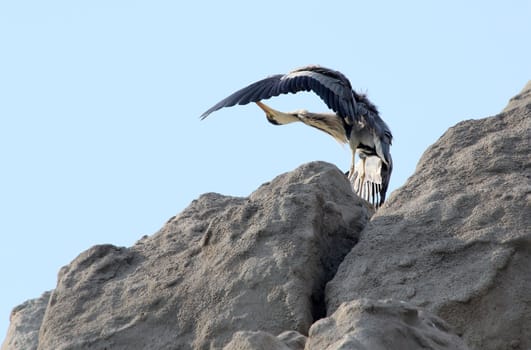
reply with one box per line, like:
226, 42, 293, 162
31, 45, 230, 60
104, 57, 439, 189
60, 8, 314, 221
326, 81, 531, 350
2, 81, 530, 350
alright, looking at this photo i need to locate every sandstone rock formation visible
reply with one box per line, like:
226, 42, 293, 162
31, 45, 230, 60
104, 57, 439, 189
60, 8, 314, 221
2, 81, 529, 350
306, 299, 469, 350
24, 162, 369, 350
326, 81, 531, 350
223, 299, 469, 350
223, 330, 305, 350
1, 292, 50, 350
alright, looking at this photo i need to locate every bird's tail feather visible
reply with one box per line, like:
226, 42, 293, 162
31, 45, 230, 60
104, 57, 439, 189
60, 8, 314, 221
352, 156, 390, 207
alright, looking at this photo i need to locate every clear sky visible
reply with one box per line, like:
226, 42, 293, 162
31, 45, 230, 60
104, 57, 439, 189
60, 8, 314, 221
1, 1, 530, 340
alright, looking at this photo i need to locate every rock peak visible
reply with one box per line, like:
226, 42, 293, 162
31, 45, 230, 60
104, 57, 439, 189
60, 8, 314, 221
503, 80, 531, 112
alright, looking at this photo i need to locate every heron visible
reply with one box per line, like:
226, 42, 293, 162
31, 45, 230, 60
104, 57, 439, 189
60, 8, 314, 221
200, 65, 393, 207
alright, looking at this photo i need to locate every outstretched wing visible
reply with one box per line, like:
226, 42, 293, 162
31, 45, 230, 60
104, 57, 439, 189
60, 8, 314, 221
200, 65, 358, 123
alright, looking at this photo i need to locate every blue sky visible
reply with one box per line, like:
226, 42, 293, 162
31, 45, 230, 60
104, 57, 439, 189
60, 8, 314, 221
1, 1, 530, 340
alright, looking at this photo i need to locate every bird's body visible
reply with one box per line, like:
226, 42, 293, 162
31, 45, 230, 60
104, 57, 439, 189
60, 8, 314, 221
200, 65, 393, 207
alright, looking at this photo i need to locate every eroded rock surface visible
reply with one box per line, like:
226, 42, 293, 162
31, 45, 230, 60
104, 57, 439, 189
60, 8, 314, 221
326, 82, 531, 350
36, 162, 370, 350
1, 292, 50, 350
223, 330, 305, 350
2, 82, 530, 350
306, 299, 469, 350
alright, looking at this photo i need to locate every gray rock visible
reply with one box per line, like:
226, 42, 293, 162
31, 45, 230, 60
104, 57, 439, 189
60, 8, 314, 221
222, 330, 307, 350
35, 161, 369, 350
3, 82, 530, 350
223, 331, 296, 350
503, 80, 531, 113
326, 82, 531, 350
1, 292, 50, 350
277, 331, 307, 350
222, 300, 468, 350
306, 299, 469, 350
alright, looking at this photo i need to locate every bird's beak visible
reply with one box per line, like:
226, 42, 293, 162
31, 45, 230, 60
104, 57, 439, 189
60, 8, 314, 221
255, 101, 299, 125
255, 101, 275, 116
255, 101, 282, 125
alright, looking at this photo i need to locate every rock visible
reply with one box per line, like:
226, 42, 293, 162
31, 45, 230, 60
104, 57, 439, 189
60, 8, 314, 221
503, 80, 531, 113
223, 330, 305, 350
305, 299, 470, 350
222, 300, 469, 350
276, 331, 307, 350
3, 82, 530, 350
34, 161, 370, 350
326, 82, 531, 350
1, 292, 50, 350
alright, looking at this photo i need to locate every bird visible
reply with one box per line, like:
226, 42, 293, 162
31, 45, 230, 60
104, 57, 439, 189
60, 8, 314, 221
200, 65, 393, 207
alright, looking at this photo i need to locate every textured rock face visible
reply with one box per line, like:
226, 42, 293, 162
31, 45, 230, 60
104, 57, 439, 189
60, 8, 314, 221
326, 82, 531, 350
35, 162, 370, 350
223, 300, 469, 350
306, 299, 469, 350
223, 330, 305, 350
503, 80, 531, 113
3, 82, 530, 350
1, 292, 50, 350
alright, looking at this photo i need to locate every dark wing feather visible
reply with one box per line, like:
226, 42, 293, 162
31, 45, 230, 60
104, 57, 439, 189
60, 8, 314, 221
200, 65, 358, 122
200, 75, 283, 119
